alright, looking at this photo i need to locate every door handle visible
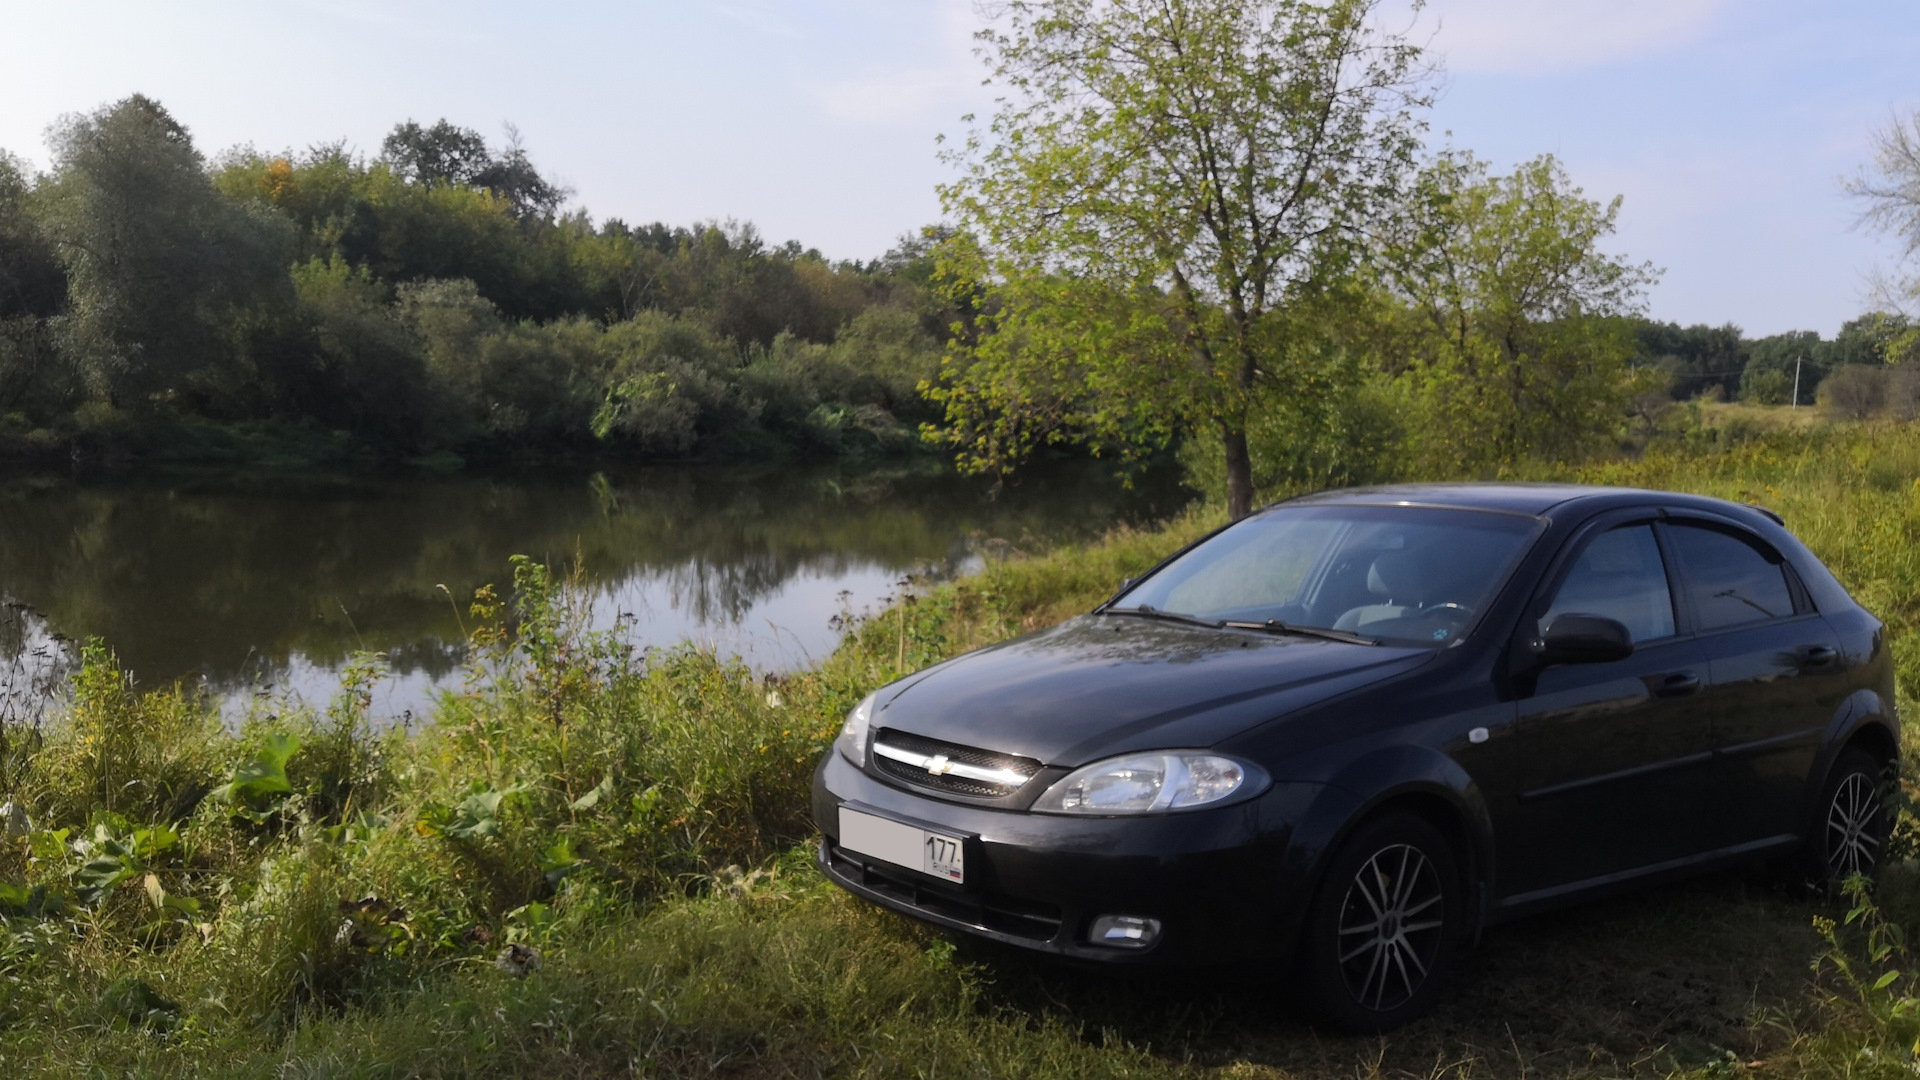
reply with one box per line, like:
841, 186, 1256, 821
1652, 671, 1702, 697
1797, 644, 1838, 668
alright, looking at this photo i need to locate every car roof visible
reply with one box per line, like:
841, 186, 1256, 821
1272, 482, 1751, 520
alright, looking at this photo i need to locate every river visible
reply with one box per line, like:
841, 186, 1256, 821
0, 459, 1191, 723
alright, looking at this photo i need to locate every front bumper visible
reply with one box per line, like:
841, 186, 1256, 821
812, 750, 1325, 966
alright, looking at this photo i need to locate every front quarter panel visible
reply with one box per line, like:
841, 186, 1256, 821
1223, 680, 1515, 934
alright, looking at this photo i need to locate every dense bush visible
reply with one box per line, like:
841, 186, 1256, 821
1820, 364, 1889, 421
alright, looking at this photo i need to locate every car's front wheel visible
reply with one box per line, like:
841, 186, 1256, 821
1299, 811, 1464, 1033
1810, 747, 1893, 886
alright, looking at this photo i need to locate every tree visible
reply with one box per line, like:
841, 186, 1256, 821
1376, 153, 1656, 471
472, 125, 566, 222
0, 154, 65, 322
1849, 113, 1920, 367
381, 119, 492, 187
1832, 311, 1916, 367
1629, 320, 1746, 400
1741, 367, 1791, 405
934, 0, 1429, 518
0, 153, 76, 417
1744, 331, 1828, 406
41, 95, 293, 409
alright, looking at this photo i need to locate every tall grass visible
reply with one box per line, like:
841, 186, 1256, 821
8, 424, 1920, 1076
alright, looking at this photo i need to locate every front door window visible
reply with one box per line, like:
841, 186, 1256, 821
1539, 524, 1675, 642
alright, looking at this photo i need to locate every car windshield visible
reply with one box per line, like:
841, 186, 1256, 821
1111, 504, 1541, 646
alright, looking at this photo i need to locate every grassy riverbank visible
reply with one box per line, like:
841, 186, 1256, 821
8, 423, 1920, 1077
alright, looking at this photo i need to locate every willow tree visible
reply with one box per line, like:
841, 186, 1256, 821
934, 0, 1429, 518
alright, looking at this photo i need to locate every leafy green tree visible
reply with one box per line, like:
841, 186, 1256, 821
0, 152, 77, 419
472, 125, 566, 222
1833, 312, 1916, 367
934, 0, 1429, 518
290, 256, 434, 444
41, 95, 293, 409
1744, 331, 1828, 406
1629, 320, 1746, 399
8, 93, 957, 463
1741, 367, 1792, 406
219, 144, 579, 322
381, 119, 492, 188
1376, 152, 1657, 471
0, 154, 64, 322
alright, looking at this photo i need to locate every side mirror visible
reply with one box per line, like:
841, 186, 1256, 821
1534, 613, 1633, 666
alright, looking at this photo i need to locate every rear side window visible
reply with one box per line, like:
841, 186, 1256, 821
1665, 523, 1795, 631
1540, 524, 1675, 643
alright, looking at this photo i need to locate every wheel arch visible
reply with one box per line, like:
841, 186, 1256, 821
1294, 746, 1497, 936
1802, 689, 1901, 831
1844, 717, 1900, 772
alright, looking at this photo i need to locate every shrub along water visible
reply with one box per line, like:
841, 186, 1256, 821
8, 425, 1920, 1075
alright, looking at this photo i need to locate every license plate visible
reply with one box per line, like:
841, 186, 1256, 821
839, 807, 965, 883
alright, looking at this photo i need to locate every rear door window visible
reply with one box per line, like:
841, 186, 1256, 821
1664, 522, 1796, 632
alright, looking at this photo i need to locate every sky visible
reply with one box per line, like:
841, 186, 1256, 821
1, 0, 1917, 337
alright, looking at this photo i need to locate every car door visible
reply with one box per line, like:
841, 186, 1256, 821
1505, 518, 1718, 899
1661, 517, 1848, 847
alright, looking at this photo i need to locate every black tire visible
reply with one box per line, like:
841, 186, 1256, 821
1298, 812, 1465, 1034
1808, 747, 1893, 887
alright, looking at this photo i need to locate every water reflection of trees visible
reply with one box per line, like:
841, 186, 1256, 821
1, 598, 72, 736
0, 461, 1188, 691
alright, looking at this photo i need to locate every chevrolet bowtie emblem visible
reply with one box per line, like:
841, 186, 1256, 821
925, 754, 954, 776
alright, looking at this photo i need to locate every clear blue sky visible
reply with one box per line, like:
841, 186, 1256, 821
2, 0, 1915, 337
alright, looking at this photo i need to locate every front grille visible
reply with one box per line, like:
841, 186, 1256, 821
826, 841, 1063, 941
871, 728, 1043, 799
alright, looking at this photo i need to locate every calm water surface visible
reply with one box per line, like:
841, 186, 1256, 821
0, 460, 1190, 721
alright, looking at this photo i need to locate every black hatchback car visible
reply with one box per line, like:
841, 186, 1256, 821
812, 484, 1897, 1030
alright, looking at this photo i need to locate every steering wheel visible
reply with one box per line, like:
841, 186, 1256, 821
1422, 602, 1475, 621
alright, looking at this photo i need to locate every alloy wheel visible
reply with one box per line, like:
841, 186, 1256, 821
1827, 771, 1884, 879
1335, 842, 1447, 1013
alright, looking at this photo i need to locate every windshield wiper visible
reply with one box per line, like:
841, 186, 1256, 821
1101, 605, 1226, 630
1104, 607, 1379, 645
1220, 619, 1381, 647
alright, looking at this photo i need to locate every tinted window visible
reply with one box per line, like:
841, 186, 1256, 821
1540, 525, 1674, 643
1118, 505, 1540, 646
1666, 523, 1795, 631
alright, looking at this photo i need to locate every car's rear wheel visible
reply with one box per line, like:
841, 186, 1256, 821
1299, 812, 1464, 1033
1810, 747, 1893, 886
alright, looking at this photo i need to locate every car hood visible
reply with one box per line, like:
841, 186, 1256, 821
874, 614, 1433, 765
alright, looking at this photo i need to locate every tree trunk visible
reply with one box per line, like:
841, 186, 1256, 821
1223, 425, 1254, 520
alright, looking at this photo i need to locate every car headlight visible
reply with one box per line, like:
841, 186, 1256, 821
1032, 752, 1265, 815
836, 692, 877, 767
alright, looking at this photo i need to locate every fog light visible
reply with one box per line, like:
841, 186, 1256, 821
1088, 914, 1162, 949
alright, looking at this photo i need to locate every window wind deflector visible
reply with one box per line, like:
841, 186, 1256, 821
1100, 605, 1226, 630
1221, 619, 1381, 646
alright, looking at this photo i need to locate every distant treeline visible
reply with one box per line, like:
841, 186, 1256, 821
0, 96, 963, 464
1626, 313, 1919, 408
